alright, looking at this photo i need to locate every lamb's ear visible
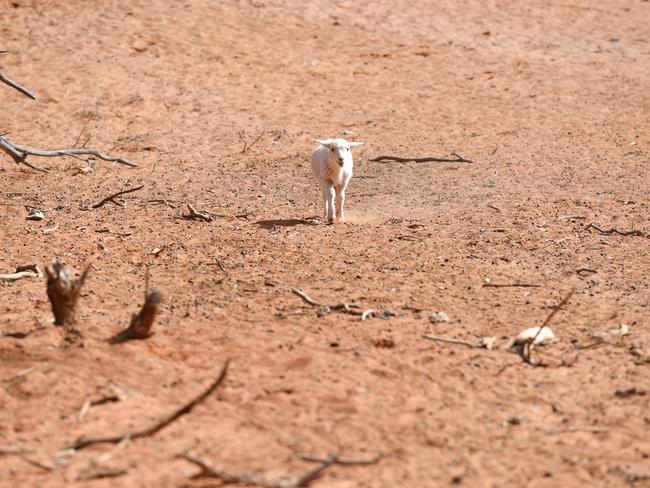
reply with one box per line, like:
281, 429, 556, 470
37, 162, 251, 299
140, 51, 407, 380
316, 139, 333, 148
348, 142, 364, 148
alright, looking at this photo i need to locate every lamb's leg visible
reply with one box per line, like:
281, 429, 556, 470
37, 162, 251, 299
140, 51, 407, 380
320, 184, 330, 220
335, 185, 346, 223
325, 182, 336, 224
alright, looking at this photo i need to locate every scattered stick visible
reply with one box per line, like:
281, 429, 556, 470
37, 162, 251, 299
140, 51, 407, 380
239, 129, 265, 153
586, 223, 648, 237
546, 425, 608, 435
483, 282, 542, 288
558, 215, 586, 220
109, 291, 163, 343
181, 450, 336, 488
369, 153, 473, 164
0, 134, 139, 172
46, 259, 91, 330
206, 256, 227, 273
518, 288, 575, 366
291, 288, 369, 318
71, 360, 229, 450
297, 453, 381, 466
422, 334, 480, 348
576, 267, 597, 276
0, 69, 36, 99
76, 465, 131, 481
92, 185, 144, 209
0, 444, 53, 471
0, 264, 41, 282
619, 464, 650, 483
183, 203, 213, 222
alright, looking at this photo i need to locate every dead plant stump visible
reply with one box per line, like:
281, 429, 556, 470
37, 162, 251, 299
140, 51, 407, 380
45, 258, 91, 329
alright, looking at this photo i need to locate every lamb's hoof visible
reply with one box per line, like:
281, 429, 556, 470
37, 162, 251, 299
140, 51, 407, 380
327, 218, 335, 225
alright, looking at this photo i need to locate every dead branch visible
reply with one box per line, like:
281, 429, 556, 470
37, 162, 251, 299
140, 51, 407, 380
239, 129, 265, 153
297, 453, 382, 466
77, 465, 131, 481
576, 267, 597, 275
0, 69, 36, 99
0, 264, 41, 282
46, 259, 91, 330
483, 282, 542, 288
92, 185, 144, 209
619, 464, 650, 483
546, 425, 608, 435
0, 134, 139, 172
109, 291, 162, 343
0, 444, 53, 471
422, 334, 480, 348
183, 203, 213, 222
71, 360, 229, 450
369, 152, 473, 164
181, 450, 336, 488
291, 287, 372, 318
586, 223, 648, 237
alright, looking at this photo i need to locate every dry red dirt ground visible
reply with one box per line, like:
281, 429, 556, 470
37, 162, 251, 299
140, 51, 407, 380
2, 0, 650, 486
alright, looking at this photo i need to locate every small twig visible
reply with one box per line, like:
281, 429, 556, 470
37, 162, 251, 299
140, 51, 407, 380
181, 450, 337, 487
291, 288, 364, 318
486, 204, 501, 212
0, 69, 36, 99
483, 282, 542, 288
558, 214, 586, 220
92, 185, 144, 209
586, 223, 648, 237
76, 465, 131, 481
208, 256, 227, 273
619, 464, 650, 483
297, 453, 381, 466
546, 425, 608, 435
73, 127, 86, 148
0, 444, 53, 471
239, 129, 265, 153
183, 203, 213, 222
71, 360, 229, 450
576, 267, 597, 275
369, 153, 473, 164
422, 334, 480, 348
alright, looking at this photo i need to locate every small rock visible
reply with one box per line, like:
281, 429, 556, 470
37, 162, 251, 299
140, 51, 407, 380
610, 324, 630, 337
342, 129, 354, 135
428, 311, 450, 324
615, 387, 644, 398
374, 337, 395, 348
26, 208, 44, 220
514, 326, 556, 345
480, 336, 498, 350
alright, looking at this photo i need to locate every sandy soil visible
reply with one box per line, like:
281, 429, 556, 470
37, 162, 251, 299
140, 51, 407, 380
1, 0, 650, 486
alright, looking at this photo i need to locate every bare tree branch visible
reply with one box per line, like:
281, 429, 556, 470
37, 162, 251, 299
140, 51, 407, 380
0, 134, 139, 171
0, 69, 36, 99
71, 360, 229, 450
369, 153, 473, 164
181, 450, 337, 488
92, 185, 144, 209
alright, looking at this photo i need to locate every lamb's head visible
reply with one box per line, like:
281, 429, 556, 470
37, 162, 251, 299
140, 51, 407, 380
316, 138, 364, 167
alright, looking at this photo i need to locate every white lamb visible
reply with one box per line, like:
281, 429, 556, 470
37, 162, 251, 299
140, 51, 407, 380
311, 138, 363, 224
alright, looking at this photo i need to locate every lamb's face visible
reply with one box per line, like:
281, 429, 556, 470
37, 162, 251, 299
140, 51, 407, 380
329, 140, 353, 167
317, 138, 363, 168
